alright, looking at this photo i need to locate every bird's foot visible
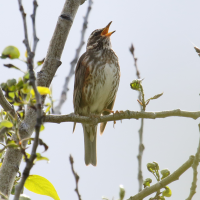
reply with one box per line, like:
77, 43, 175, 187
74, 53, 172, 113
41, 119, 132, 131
103, 108, 114, 113
113, 110, 124, 114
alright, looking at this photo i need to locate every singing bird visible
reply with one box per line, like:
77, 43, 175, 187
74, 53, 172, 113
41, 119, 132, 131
73, 22, 120, 166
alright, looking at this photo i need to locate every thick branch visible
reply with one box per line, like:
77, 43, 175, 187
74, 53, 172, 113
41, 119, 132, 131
127, 156, 194, 200
54, 0, 93, 114
44, 109, 200, 124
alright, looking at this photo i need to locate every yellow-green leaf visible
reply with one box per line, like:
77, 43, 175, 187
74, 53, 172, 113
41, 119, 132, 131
25, 175, 60, 200
0, 163, 2, 168
40, 124, 45, 132
162, 186, 172, 197
1, 46, 20, 59
8, 92, 15, 99
0, 120, 13, 129
31, 87, 51, 96
37, 58, 45, 66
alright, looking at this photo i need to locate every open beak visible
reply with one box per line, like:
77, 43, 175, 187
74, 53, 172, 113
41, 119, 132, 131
101, 21, 115, 37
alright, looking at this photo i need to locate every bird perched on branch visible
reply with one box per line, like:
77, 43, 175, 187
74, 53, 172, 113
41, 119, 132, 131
73, 21, 120, 166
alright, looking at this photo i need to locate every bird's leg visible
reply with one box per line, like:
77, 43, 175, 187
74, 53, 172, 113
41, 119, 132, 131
103, 108, 114, 113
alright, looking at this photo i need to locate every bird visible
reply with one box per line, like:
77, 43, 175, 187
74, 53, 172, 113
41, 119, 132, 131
73, 21, 120, 166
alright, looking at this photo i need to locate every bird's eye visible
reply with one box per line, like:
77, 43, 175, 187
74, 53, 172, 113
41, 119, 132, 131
93, 32, 99, 36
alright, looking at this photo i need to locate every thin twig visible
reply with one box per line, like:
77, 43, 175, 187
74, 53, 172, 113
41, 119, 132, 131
31, 0, 39, 54
18, 0, 31, 54
53, 0, 93, 114
69, 155, 82, 200
14, 1, 42, 199
44, 109, 200, 124
185, 125, 200, 200
130, 43, 144, 192
127, 156, 194, 200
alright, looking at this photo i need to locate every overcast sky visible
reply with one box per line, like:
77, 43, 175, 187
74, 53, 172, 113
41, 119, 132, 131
1, 0, 200, 200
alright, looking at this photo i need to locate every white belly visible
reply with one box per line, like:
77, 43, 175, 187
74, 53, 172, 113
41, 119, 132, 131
90, 63, 116, 113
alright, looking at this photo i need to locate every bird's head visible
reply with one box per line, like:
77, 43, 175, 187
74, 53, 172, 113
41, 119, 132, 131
86, 21, 115, 50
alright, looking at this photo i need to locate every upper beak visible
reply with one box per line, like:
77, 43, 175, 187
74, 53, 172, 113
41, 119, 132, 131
101, 21, 115, 37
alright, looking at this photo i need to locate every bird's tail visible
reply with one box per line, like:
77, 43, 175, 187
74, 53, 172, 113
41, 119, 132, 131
82, 124, 97, 166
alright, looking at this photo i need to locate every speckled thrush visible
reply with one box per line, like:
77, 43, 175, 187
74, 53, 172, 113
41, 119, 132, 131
73, 21, 120, 166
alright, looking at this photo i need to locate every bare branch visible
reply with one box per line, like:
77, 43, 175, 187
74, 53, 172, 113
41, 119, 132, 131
31, 0, 39, 54
127, 156, 194, 200
130, 43, 144, 191
69, 155, 82, 200
14, 0, 42, 199
129, 44, 140, 79
17, 0, 31, 54
186, 126, 200, 200
44, 109, 200, 124
54, 0, 93, 114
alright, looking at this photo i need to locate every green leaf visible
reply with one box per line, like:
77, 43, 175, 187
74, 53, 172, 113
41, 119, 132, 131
162, 186, 172, 197
1, 46, 20, 59
149, 93, 163, 100
35, 153, 49, 163
40, 124, 45, 132
160, 169, 170, 180
25, 175, 60, 200
3, 64, 22, 71
0, 120, 13, 129
1, 83, 8, 91
8, 92, 15, 99
6, 140, 19, 149
0, 163, 2, 168
23, 73, 30, 80
130, 79, 143, 91
143, 178, 152, 188
7, 79, 17, 87
37, 58, 45, 66
31, 87, 51, 96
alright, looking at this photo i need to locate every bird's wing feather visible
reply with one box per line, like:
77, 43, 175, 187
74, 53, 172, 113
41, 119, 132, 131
73, 52, 87, 113
73, 52, 87, 133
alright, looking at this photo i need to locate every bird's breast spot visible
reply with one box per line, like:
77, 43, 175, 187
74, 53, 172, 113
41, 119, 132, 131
90, 63, 115, 113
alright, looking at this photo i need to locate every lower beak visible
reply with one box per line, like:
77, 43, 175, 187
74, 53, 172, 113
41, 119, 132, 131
101, 21, 115, 37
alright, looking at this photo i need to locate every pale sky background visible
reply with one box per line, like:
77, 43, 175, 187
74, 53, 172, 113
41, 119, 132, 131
1, 0, 200, 200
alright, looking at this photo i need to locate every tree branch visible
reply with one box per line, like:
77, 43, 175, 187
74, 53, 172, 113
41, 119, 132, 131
127, 155, 194, 200
18, 0, 31, 54
69, 155, 82, 200
31, 0, 39, 54
14, 0, 42, 198
130, 43, 144, 192
185, 126, 200, 200
0, 86, 18, 119
0, 0, 86, 198
44, 109, 200, 124
54, 0, 93, 114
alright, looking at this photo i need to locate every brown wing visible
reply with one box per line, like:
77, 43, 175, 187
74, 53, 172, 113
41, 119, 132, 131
100, 96, 116, 135
73, 52, 87, 132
